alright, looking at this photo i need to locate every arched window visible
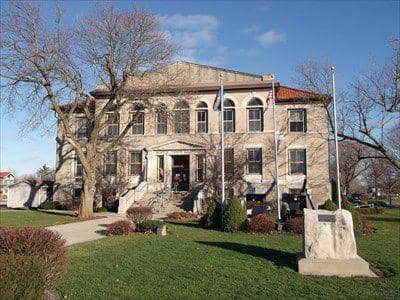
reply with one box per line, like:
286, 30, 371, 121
247, 98, 263, 132
131, 103, 145, 135
174, 100, 190, 133
196, 101, 208, 133
223, 99, 235, 132
156, 103, 167, 134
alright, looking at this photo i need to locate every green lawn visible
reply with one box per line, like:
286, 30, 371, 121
58, 209, 400, 299
0, 210, 77, 227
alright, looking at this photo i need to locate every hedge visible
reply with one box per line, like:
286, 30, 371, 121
0, 254, 46, 300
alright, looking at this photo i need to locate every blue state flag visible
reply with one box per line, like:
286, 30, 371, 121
213, 88, 222, 111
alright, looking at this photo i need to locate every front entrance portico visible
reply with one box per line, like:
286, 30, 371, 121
145, 140, 207, 192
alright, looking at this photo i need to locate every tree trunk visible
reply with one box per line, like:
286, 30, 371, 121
80, 168, 97, 218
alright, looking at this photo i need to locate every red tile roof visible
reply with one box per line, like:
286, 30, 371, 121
0, 172, 10, 179
276, 85, 321, 100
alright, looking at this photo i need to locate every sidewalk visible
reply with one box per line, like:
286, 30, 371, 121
47, 214, 125, 246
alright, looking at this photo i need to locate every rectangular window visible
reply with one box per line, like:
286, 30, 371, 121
75, 155, 83, 177
196, 155, 205, 182
223, 109, 235, 132
157, 113, 167, 134
289, 109, 306, 132
248, 108, 262, 132
76, 117, 89, 139
224, 148, 234, 176
106, 112, 119, 138
105, 151, 118, 175
247, 148, 262, 174
196, 111, 208, 133
174, 110, 189, 133
131, 112, 144, 135
157, 155, 164, 182
289, 149, 306, 175
130, 151, 142, 176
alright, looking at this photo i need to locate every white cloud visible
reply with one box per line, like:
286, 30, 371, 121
242, 24, 260, 34
161, 14, 220, 48
257, 29, 287, 46
160, 13, 226, 65
161, 14, 219, 31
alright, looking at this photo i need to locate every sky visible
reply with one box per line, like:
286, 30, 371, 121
0, 0, 399, 176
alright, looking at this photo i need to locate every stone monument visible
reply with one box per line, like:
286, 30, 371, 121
298, 208, 376, 277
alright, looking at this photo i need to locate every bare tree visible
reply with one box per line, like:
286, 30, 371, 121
0, 2, 180, 217
329, 141, 368, 196
292, 38, 400, 170
365, 158, 400, 206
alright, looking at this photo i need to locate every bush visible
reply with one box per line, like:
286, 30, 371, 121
126, 206, 153, 223
222, 197, 247, 232
359, 206, 385, 215
107, 220, 135, 236
360, 215, 374, 235
0, 226, 67, 289
0, 254, 46, 300
248, 214, 275, 234
285, 217, 303, 234
167, 211, 197, 220
321, 199, 338, 211
42, 201, 55, 210
136, 220, 165, 233
342, 199, 363, 235
202, 200, 222, 229
94, 206, 108, 213
368, 200, 388, 207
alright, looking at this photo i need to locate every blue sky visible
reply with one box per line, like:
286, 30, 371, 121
0, 0, 399, 176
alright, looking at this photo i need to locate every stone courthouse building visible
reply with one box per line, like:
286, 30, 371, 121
54, 62, 330, 214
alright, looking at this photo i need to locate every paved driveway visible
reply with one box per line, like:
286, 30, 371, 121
47, 214, 125, 246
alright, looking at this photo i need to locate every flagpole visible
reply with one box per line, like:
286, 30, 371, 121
331, 66, 342, 209
220, 74, 225, 213
272, 77, 281, 220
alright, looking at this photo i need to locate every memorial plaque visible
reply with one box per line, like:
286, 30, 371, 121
318, 214, 336, 222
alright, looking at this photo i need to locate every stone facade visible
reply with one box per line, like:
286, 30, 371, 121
53, 62, 330, 210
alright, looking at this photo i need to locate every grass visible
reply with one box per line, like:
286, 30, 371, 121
58, 208, 400, 299
0, 209, 77, 227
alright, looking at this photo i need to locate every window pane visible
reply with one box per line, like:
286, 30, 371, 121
174, 110, 189, 133
157, 113, 167, 134
289, 149, 306, 174
132, 113, 144, 135
290, 110, 306, 132
223, 109, 235, 132
197, 111, 208, 133
130, 152, 141, 175
224, 148, 234, 176
77, 118, 88, 138
248, 148, 262, 174
158, 156, 164, 181
197, 155, 205, 182
106, 151, 118, 175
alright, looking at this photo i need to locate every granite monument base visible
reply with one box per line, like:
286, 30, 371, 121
298, 208, 376, 277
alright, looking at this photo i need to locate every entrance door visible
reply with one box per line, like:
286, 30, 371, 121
171, 155, 190, 191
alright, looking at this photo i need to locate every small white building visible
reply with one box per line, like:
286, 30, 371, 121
7, 180, 52, 209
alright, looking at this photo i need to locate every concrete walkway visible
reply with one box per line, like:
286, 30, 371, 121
47, 214, 125, 246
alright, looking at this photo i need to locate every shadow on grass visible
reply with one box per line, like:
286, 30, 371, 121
197, 241, 297, 271
35, 209, 78, 217
366, 216, 400, 223
166, 221, 202, 229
